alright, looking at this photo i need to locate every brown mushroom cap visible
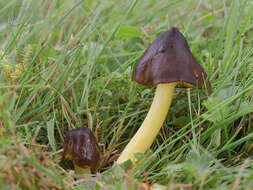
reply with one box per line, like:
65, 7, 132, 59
63, 127, 100, 169
132, 27, 211, 89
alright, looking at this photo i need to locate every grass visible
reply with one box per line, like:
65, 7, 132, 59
0, 0, 253, 189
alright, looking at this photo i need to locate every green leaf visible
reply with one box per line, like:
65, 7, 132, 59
163, 163, 182, 173
202, 97, 230, 122
0, 92, 15, 111
140, 88, 151, 98
112, 164, 125, 180
47, 119, 56, 153
210, 129, 221, 148
118, 160, 133, 171
133, 152, 145, 162
238, 101, 253, 112
182, 163, 200, 180
117, 25, 141, 39
186, 151, 210, 176
169, 116, 190, 127
151, 184, 167, 190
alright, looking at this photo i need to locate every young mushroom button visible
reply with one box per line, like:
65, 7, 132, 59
63, 127, 100, 174
117, 27, 211, 164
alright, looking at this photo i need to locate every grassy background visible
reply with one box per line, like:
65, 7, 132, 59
0, 0, 253, 189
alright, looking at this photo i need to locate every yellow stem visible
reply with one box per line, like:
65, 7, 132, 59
74, 164, 91, 174
117, 83, 176, 164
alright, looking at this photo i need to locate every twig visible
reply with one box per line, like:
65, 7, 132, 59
192, 8, 224, 24
169, 183, 192, 190
232, 179, 239, 190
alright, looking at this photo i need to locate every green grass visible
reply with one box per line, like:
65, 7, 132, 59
0, 0, 253, 189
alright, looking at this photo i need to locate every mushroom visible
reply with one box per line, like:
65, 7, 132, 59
117, 27, 211, 163
63, 127, 100, 174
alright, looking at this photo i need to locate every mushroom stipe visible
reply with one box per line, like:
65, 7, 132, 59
117, 27, 211, 164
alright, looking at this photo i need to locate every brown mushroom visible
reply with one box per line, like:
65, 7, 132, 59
117, 27, 211, 163
63, 127, 100, 174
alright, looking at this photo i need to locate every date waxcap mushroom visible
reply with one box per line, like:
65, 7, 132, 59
63, 127, 100, 172
132, 27, 211, 89
117, 27, 211, 163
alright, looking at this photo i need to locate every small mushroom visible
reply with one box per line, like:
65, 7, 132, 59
63, 127, 100, 174
117, 27, 211, 163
